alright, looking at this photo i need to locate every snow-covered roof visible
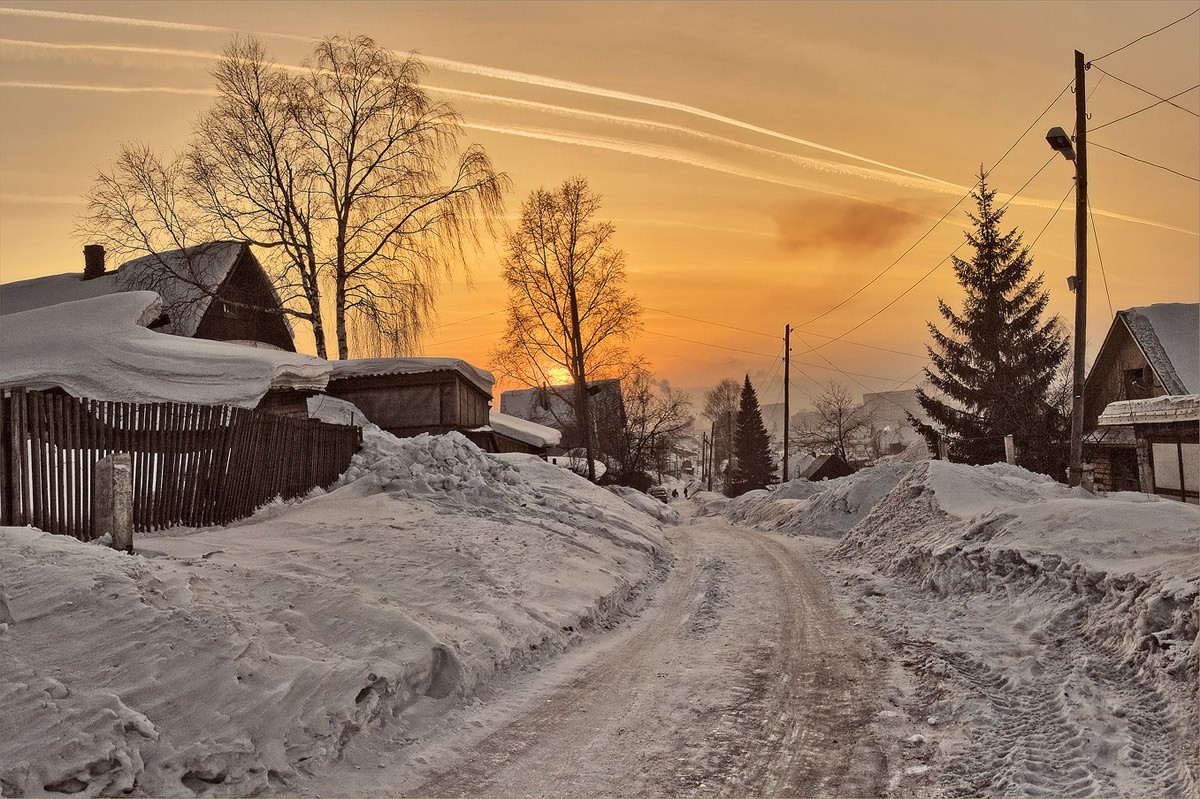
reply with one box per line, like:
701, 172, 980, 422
483, 411, 562, 448
0, 241, 265, 340
0, 291, 328, 408
1098, 394, 1200, 426
1119, 303, 1198, 395
327, 357, 494, 396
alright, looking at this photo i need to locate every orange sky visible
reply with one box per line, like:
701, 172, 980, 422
2, 0, 1197, 407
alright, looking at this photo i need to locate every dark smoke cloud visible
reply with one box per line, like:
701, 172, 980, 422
774, 198, 928, 254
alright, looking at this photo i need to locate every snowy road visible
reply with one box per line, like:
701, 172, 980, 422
298, 512, 892, 797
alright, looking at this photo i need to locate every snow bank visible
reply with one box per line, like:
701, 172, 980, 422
829, 460, 1198, 796
0, 292, 328, 407
699, 463, 914, 539
837, 460, 1199, 683
1, 423, 668, 795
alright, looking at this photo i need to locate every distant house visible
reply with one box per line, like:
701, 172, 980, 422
799, 453, 854, 481
861, 389, 928, 458
0, 242, 295, 352
325, 358, 494, 438
1083, 303, 1198, 495
499, 379, 627, 456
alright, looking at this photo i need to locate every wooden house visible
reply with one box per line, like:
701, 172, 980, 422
1083, 303, 1197, 494
325, 358, 494, 438
1, 241, 295, 352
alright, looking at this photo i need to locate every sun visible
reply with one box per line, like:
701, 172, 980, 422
543, 365, 573, 387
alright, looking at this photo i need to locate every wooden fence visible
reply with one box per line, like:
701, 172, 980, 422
0, 388, 361, 540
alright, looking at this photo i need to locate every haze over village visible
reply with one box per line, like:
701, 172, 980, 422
0, 2, 1197, 798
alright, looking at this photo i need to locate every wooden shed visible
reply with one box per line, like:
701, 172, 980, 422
325, 358, 494, 438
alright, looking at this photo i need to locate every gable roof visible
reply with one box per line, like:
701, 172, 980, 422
499, 379, 623, 429
326, 357, 495, 396
1, 241, 266, 338
1121, 303, 1198, 395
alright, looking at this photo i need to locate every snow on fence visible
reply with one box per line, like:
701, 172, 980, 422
0, 388, 361, 539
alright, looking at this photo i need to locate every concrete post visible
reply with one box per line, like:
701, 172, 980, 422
94, 453, 133, 552
1135, 437, 1155, 495
1004, 434, 1016, 465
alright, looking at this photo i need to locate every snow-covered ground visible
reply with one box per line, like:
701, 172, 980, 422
0, 419, 669, 796
708, 458, 1199, 797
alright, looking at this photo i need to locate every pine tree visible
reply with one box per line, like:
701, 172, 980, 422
911, 174, 1069, 476
732, 375, 776, 495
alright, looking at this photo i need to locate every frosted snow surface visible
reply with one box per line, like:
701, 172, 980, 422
0, 291, 328, 406
485, 411, 562, 448
0, 423, 667, 796
1100, 393, 1200, 424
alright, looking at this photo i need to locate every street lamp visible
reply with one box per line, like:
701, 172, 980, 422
1046, 50, 1089, 489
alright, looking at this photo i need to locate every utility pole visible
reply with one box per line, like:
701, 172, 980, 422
1070, 49, 1089, 488
700, 417, 710, 491
783, 324, 791, 483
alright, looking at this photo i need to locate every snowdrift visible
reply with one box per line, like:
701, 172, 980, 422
697, 463, 914, 539
837, 460, 1199, 684
0, 424, 668, 796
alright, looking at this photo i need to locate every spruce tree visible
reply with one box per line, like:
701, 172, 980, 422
911, 174, 1069, 476
732, 375, 776, 495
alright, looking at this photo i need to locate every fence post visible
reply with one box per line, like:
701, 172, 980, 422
94, 452, 133, 552
1003, 434, 1016, 465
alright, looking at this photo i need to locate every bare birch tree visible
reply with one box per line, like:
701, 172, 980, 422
78, 35, 507, 360
492, 177, 642, 481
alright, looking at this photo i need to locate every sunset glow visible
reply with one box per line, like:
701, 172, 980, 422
1, 1, 1196, 406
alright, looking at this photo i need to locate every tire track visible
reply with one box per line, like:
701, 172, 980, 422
406, 518, 887, 797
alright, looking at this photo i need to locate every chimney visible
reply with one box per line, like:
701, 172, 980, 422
83, 244, 106, 280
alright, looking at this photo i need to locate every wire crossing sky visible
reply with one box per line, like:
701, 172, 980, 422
1, 0, 1196, 402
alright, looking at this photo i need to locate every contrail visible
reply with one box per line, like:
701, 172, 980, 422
467, 122, 1198, 236
0, 80, 217, 96
0, 5, 945, 182
4, 36, 1194, 237
3, 37, 960, 195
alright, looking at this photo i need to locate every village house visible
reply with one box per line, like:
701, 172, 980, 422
1083, 302, 1198, 500
499, 379, 627, 459
1, 242, 296, 352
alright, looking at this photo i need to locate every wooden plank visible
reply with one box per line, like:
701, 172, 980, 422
60, 395, 74, 538
0, 392, 9, 527
80, 398, 94, 540
214, 407, 239, 525
29, 392, 45, 531
182, 404, 201, 526
16, 390, 31, 526
197, 405, 216, 527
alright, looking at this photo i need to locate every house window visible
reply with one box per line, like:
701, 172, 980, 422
1123, 366, 1154, 400
1152, 441, 1199, 503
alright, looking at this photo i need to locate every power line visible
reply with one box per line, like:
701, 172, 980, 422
1090, 140, 1199, 182
433, 310, 502, 329
803, 153, 1063, 356
1089, 64, 1200, 118
1029, 182, 1075, 248
426, 329, 504, 346
642, 329, 779, 359
644, 306, 776, 339
796, 80, 1074, 330
1087, 196, 1116, 320
1091, 84, 1200, 132
648, 305, 926, 358
1090, 8, 1200, 63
